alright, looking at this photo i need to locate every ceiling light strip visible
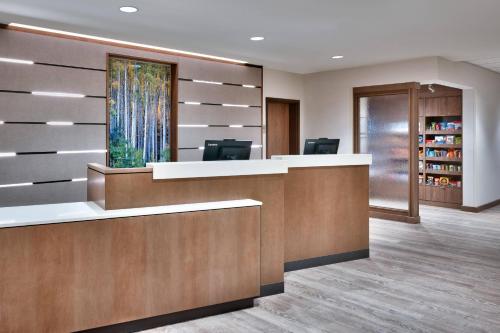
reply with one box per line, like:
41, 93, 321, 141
194, 145, 262, 150
9, 23, 248, 64
178, 124, 260, 128
47, 121, 74, 126
178, 124, 209, 128
179, 101, 260, 108
57, 149, 107, 154
0, 182, 33, 188
0, 57, 34, 65
222, 104, 250, 108
32, 91, 85, 98
192, 79, 223, 85
179, 78, 261, 88
0, 152, 16, 157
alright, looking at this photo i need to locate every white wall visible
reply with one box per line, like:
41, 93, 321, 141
262, 68, 305, 156
436, 59, 500, 206
303, 57, 440, 153
297, 56, 500, 207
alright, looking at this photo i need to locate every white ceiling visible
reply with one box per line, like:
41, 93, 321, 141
1, 0, 500, 74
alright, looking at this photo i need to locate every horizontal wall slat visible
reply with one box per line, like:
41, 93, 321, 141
0, 93, 105, 123
0, 29, 108, 70
0, 62, 105, 96
0, 181, 86, 207
178, 147, 262, 161
0, 30, 262, 86
178, 58, 261, 86
178, 127, 261, 148
179, 81, 261, 106
0, 124, 105, 151
179, 104, 261, 125
0, 154, 105, 184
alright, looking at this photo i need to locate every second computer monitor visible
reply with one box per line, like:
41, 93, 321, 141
202, 139, 252, 161
304, 138, 340, 154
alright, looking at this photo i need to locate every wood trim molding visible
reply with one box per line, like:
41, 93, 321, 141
105, 54, 179, 165
2, 23, 252, 67
87, 163, 152, 175
461, 198, 500, 213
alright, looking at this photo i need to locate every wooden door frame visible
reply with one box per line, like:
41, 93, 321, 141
106, 53, 178, 165
353, 82, 420, 224
265, 98, 301, 158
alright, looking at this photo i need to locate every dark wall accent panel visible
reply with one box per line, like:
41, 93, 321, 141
0, 28, 262, 207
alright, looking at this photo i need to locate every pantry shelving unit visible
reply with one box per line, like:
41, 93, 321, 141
418, 84, 463, 208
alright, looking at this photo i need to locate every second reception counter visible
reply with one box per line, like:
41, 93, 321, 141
272, 154, 372, 271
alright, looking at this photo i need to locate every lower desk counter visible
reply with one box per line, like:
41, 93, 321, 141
0, 200, 262, 333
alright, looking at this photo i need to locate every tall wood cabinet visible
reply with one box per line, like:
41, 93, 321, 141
418, 84, 463, 208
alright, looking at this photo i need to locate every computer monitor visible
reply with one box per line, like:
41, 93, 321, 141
303, 138, 340, 154
202, 139, 252, 161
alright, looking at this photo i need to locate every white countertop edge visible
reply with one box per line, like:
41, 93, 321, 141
147, 160, 288, 180
271, 154, 372, 168
0, 199, 262, 229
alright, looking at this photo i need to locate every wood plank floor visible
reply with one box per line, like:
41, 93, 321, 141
143, 205, 500, 333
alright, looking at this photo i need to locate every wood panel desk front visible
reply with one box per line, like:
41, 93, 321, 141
87, 161, 286, 295
272, 154, 371, 271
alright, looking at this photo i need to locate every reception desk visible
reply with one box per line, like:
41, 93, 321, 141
87, 160, 288, 296
0, 155, 371, 333
0, 199, 262, 333
272, 154, 372, 271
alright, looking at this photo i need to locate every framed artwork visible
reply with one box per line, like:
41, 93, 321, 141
107, 55, 177, 167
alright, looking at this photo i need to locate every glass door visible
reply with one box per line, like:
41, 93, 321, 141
354, 83, 420, 223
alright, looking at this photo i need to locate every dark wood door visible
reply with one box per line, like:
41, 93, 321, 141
267, 102, 290, 158
266, 98, 300, 158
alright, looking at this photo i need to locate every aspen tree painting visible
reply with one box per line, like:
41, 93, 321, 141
108, 57, 172, 167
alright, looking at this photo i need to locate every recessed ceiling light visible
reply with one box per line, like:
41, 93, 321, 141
331, 55, 344, 59
120, 6, 138, 13
250, 36, 264, 41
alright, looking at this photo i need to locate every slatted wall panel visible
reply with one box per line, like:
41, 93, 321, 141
0, 28, 262, 207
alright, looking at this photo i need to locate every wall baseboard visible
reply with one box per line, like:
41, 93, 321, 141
461, 198, 500, 213
77, 298, 255, 333
370, 210, 420, 224
284, 249, 369, 272
260, 282, 285, 296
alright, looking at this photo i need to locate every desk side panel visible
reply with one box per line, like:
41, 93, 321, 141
284, 165, 369, 262
0, 207, 260, 333
87, 167, 106, 208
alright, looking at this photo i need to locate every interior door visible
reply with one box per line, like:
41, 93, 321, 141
354, 83, 420, 223
266, 101, 290, 158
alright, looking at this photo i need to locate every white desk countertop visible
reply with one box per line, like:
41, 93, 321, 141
271, 154, 372, 168
0, 199, 262, 229
147, 160, 288, 180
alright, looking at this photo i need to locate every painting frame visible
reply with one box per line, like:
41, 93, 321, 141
106, 53, 178, 167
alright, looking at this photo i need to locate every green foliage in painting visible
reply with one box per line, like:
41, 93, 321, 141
108, 57, 172, 167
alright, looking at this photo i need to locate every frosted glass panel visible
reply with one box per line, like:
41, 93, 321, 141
359, 94, 409, 210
